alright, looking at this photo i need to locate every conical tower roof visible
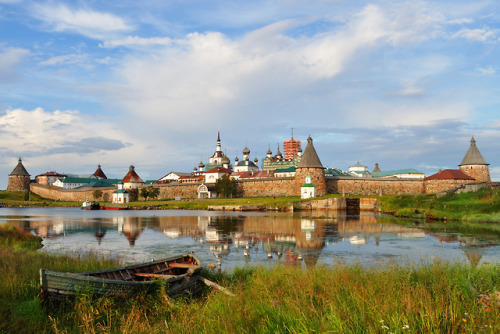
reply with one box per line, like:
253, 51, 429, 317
122, 165, 143, 183
297, 137, 323, 169
93, 164, 107, 179
459, 136, 488, 166
9, 157, 30, 176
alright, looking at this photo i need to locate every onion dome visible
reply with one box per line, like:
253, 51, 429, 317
221, 156, 230, 164
267, 147, 272, 155
198, 161, 205, 168
235, 156, 239, 162
243, 146, 250, 155
254, 157, 258, 163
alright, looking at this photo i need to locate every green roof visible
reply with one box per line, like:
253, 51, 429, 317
63, 178, 121, 188
371, 169, 422, 178
325, 168, 351, 177
114, 189, 128, 194
274, 166, 296, 173
59, 177, 97, 184
301, 183, 316, 188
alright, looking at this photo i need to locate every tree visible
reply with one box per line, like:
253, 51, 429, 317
141, 187, 160, 201
93, 189, 103, 201
140, 187, 150, 201
214, 175, 238, 198
149, 187, 160, 200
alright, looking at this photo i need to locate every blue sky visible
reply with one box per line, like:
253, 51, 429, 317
1, 0, 499, 188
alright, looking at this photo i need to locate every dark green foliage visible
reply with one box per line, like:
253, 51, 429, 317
214, 174, 238, 198
140, 186, 160, 201
92, 189, 103, 201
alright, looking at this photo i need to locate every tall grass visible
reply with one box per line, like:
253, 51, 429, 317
381, 188, 500, 223
1, 225, 498, 333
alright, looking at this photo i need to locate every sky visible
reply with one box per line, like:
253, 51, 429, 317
1, 0, 499, 189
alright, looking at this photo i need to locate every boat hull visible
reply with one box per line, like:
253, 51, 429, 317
102, 206, 129, 210
40, 253, 202, 302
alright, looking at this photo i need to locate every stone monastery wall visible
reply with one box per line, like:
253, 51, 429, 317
237, 177, 296, 197
326, 177, 426, 195
156, 183, 199, 199
30, 184, 116, 201
424, 179, 475, 194
30, 176, 479, 201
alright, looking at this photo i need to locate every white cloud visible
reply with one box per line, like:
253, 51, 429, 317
447, 18, 473, 24
452, 27, 495, 41
100, 2, 447, 133
100, 36, 172, 48
0, 47, 30, 83
31, 3, 132, 40
0, 107, 127, 154
39, 53, 89, 67
475, 66, 496, 75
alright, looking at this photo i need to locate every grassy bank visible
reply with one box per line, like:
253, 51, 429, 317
128, 195, 313, 210
0, 191, 79, 208
1, 225, 498, 333
380, 187, 500, 223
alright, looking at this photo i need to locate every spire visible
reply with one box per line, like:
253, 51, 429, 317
216, 131, 222, 152
459, 136, 488, 166
297, 136, 323, 169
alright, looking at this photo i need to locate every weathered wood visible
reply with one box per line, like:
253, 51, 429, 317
40, 253, 202, 301
168, 263, 198, 269
199, 277, 236, 297
133, 273, 179, 279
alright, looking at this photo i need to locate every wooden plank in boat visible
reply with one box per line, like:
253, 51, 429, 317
133, 273, 179, 279
168, 263, 198, 269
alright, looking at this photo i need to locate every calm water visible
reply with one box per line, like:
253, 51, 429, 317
1, 207, 499, 270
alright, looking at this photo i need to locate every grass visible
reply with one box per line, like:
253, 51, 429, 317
380, 187, 500, 223
1, 224, 499, 333
0, 191, 79, 208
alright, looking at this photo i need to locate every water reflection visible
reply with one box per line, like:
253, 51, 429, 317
1, 208, 498, 270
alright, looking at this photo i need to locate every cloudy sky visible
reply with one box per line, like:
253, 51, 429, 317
1, 0, 499, 188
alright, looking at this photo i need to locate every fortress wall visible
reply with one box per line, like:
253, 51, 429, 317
156, 183, 200, 199
424, 179, 476, 194
326, 177, 426, 195
30, 184, 116, 201
237, 177, 296, 197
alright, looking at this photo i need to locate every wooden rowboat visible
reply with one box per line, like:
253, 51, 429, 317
40, 252, 203, 302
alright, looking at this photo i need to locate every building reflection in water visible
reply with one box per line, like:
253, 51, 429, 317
2, 210, 499, 268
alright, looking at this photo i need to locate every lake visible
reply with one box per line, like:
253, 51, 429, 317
1, 207, 499, 270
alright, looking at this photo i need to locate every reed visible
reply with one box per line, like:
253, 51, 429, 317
1, 225, 498, 333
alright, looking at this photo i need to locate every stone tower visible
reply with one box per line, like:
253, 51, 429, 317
7, 157, 31, 191
459, 136, 490, 182
294, 136, 326, 196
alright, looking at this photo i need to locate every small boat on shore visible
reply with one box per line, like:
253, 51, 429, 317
81, 201, 100, 210
40, 253, 203, 302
